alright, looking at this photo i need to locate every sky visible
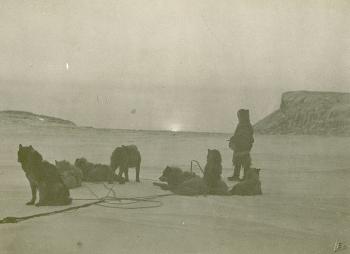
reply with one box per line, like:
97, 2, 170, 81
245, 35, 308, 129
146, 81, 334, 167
0, 0, 349, 132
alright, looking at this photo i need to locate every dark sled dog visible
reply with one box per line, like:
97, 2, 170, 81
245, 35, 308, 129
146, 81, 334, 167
17, 144, 72, 206
110, 145, 141, 183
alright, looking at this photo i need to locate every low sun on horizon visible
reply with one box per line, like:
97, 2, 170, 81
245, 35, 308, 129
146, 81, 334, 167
169, 124, 181, 132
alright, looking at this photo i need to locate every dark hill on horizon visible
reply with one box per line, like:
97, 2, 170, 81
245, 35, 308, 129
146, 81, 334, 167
0, 110, 76, 128
0, 110, 227, 135
254, 91, 350, 136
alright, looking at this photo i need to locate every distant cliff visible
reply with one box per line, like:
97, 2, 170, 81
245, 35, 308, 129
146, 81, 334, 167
0, 110, 76, 128
254, 91, 350, 136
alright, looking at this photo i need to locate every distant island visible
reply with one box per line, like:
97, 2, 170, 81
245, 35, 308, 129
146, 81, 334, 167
0, 110, 76, 127
254, 91, 350, 136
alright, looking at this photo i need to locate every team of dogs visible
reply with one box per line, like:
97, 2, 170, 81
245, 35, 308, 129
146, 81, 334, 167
17, 144, 262, 207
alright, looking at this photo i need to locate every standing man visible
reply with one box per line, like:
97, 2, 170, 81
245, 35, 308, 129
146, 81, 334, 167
228, 109, 254, 181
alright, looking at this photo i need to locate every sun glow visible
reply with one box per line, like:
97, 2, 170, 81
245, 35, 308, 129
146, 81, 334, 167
170, 124, 181, 132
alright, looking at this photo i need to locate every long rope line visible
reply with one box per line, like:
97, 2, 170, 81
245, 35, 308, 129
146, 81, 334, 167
0, 200, 104, 224
0, 178, 174, 224
0, 159, 207, 224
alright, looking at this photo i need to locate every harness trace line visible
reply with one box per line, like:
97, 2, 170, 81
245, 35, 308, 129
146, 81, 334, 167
0, 178, 174, 224
0, 199, 104, 224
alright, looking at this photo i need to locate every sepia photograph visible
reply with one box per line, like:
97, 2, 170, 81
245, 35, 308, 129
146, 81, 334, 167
0, 1, 349, 253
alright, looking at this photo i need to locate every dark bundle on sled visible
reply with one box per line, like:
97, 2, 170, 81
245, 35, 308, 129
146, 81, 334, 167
154, 150, 232, 196
74, 157, 124, 183
154, 150, 229, 196
153, 166, 205, 196
55, 160, 83, 189
17, 144, 72, 206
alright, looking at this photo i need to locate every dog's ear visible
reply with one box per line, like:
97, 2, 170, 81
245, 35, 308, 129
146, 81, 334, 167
29, 145, 33, 149
19, 144, 22, 149
55, 160, 58, 164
